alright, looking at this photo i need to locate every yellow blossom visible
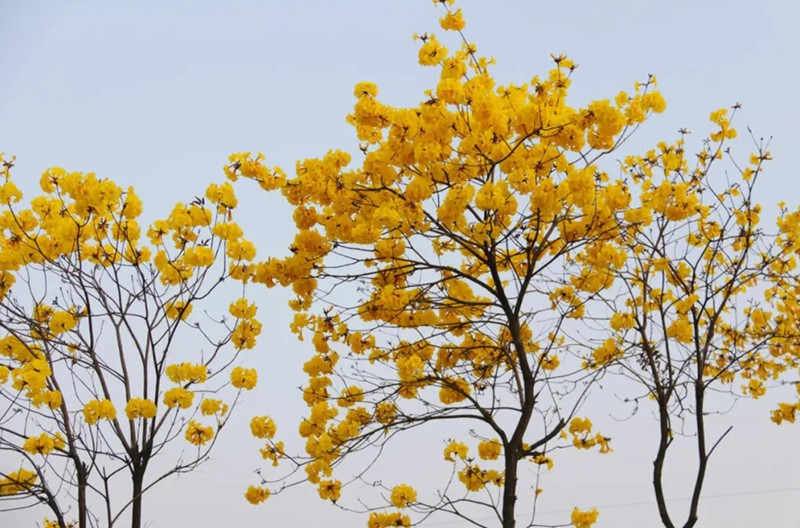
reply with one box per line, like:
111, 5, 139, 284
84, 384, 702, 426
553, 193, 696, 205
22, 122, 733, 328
231, 366, 257, 390
245, 485, 270, 504
571, 507, 599, 528
477, 438, 502, 460
317, 479, 342, 501
200, 398, 227, 416
185, 420, 214, 445
83, 399, 117, 424
444, 440, 469, 461
250, 416, 277, 439
125, 398, 157, 420
390, 484, 417, 508
163, 387, 194, 409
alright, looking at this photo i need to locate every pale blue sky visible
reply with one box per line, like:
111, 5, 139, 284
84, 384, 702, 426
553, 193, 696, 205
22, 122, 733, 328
1, 1, 799, 527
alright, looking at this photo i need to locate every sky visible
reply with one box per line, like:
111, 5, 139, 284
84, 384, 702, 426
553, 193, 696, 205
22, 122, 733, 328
1, 0, 799, 527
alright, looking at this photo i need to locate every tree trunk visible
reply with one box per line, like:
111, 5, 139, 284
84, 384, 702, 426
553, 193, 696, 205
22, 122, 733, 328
131, 464, 144, 528
501, 450, 519, 528
653, 397, 675, 528
77, 461, 87, 528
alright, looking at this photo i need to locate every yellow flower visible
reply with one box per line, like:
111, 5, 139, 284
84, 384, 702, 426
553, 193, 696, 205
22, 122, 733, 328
260, 441, 284, 466
540, 354, 560, 371
666, 318, 693, 344
0, 468, 37, 496
595, 433, 612, 454
771, 403, 798, 425
231, 366, 257, 390
569, 417, 592, 435
185, 420, 214, 445
458, 464, 486, 492
229, 298, 257, 319
200, 398, 227, 416
744, 378, 766, 399
231, 319, 262, 350
122, 186, 142, 218
49, 310, 77, 335
417, 34, 448, 66
444, 440, 469, 461
390, 484, 417, 508
125, 398, 157, 420
439, 8, 465, 31
571, 507, 599, 528
165, 362, 207, 384
375, 402, 396, 425
205, 181, 238, 209
211, 221, 243, 240
439, 377, 470, 404
367, 512, 411, 528
317, 479, 341, 501
22, 432, 64, 455
250, 416, 277, 439
610, 312, 635, 332
184, 246, 214, 267
477, 438, 502, 460
226, 239, 256, 261
533, 453, 553, 470
165, 300, 192, 321
337, 385, 365, 407
590, 338, 623, 367
163, 387, 194, 409
245, 485, 270, 505
354, 82, 379, 98
83, 399, 116, 424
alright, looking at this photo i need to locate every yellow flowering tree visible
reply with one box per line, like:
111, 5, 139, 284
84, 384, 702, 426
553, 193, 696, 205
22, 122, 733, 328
0, 157, 261, 528
581, 108, 800, 527
228, 2, 670, 527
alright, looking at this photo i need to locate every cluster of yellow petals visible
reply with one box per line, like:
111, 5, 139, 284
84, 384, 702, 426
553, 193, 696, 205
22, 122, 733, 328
163, 387, 194, 409
83, 399, 117, 424
477, 438, 502, 460
571, 507, 599, 528
200, 398, 228, 416
367, 511, 411, 528
532, 453, 554, 470
125, 398, 157, 420
165, 362, 207, 384
0, 468, 37, 496
165, 300, 192, 320
245, 485, 271, 505
250, 416, 277, 439
317, 479, 342, 501
458, 463, 504, 491
185, 420, 214, 446
389, 484, 417, 508
443, 440, 469, 462
231, 366, 257, 390
22, 432, 65, 456
567, 417, 612, 453
43, 519, 76, 528
2, 352, 62, 410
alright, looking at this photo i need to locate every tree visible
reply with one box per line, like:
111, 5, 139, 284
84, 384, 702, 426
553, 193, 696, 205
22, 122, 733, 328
583, 110, 800, 527
0, 156, 262, 528
226, 3, 676, 528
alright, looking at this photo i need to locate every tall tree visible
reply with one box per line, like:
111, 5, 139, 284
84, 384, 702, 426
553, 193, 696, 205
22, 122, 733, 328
0, 156, 262, 528
229, 3, 669, 527
586, 110, 800, 527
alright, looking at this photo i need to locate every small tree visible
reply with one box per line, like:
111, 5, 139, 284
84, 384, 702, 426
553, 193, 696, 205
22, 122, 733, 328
586, 111, 800, 527
228, 4, 671, 527
0, 156, 262, 528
